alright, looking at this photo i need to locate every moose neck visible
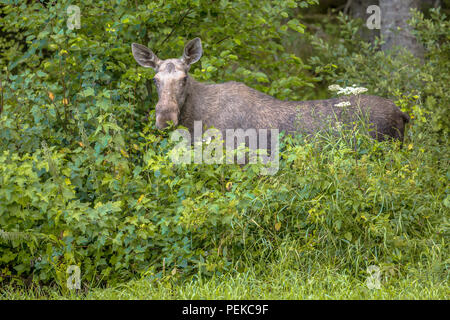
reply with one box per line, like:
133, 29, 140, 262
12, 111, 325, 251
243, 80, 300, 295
179, 75, 210, 132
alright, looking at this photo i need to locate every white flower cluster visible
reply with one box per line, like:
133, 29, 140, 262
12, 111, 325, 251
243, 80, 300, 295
334, 101, 352, 108
328, 84, 368, 96
328, 84, 341, 92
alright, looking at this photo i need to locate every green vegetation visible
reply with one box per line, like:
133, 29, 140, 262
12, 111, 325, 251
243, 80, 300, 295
0, 0, 448, 299
2, 256, 448, 299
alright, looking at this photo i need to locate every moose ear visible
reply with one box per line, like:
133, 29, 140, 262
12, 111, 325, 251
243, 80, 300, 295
182, 38, 202, 66
131, 43, 161, 69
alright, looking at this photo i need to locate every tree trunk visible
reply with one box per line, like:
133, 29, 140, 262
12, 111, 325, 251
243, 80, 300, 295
350, 0, 378, 20
349, 0, 380, 43
379, 0, 424, 57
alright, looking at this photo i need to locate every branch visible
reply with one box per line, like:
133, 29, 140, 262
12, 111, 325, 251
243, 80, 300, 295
0, 79, 3, 115
344, 0, 353, 15
155, 8, 193, 54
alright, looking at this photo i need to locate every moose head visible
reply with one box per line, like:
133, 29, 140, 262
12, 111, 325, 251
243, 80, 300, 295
131, 38, 203, 129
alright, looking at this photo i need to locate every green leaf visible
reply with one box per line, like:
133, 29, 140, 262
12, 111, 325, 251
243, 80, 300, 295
287, 19, 305, 33
80, 88, 95, 97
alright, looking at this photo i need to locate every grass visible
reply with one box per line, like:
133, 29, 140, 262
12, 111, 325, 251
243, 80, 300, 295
85, 270, 448, 300
2, 271, 447, 300
2, 254, 448, 300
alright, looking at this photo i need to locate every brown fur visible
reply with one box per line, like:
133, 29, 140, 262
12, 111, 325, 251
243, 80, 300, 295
180, 79, 409, 141
132, 39, 410, 142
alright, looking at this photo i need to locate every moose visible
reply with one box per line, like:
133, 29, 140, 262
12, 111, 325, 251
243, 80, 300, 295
131, 38, 409, 143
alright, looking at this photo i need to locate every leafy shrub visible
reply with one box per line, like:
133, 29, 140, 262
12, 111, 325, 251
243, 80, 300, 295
0, 1, 448, 288
1, 120, 448, 286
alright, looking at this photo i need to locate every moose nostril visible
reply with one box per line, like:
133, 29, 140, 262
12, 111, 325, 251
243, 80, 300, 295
155, 114, 163, 129
169, 112, 179, 126
155, 112, 178, 129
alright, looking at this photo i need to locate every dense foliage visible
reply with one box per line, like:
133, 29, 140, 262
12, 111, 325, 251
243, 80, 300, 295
0, 0, 448, 290
307, 8, 450, 133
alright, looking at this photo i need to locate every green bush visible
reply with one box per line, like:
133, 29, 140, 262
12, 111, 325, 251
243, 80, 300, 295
1, 122, 448, 286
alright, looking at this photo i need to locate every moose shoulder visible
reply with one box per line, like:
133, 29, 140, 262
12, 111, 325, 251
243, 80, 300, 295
131, 38, 409, 141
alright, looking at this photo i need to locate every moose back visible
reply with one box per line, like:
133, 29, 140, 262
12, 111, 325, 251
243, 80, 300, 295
131, 38, 409, 143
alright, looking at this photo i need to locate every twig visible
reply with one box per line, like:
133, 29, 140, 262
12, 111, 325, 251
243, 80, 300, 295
344, 0, 353, 15
0, 79, 3, 115
155, 8, 193, 54
47, 90, 62, 128
215, 36, 230, 45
